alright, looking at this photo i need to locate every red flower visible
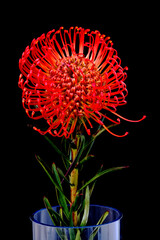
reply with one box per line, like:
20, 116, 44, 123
19, 27, 145, 138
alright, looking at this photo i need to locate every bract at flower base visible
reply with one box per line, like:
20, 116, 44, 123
30, 205, 122, 240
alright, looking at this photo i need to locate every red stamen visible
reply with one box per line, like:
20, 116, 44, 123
103, 124, 129, 138
110, 111, 146, 123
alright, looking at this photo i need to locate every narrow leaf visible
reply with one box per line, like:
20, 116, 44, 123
83, 119, 118, 159
36, 155, 70, 204
78, 166, 128, 193
52, 163, 70, 219
36, 155, 60, 191
43, 196, 56, 225
44, 135, 69, 161
43, 196, 67, 226
57, 167, 74, 186
35, 154, 52, 174
89, 211, 109, 240
61, 135, 85, 184
75, 230, 81, 240
59, 207, 63, 226
69, 228, 76, 240
43, 197, 68, 240
83, 117, 105, 157
80, 186, 90, 227
93, 128, 106, 139
97, 210, 109, 225
89, 165, 103, 197
52, 163, 63, 190
79, 155, 94, 166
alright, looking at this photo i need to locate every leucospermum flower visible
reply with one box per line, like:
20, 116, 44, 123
19, 26, 146, 138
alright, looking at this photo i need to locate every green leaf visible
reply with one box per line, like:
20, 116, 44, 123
44, 197, 69, 240
43, 196, 67, 226
69, 192, 85, 227
57, 167, 74, 186
44, 135, 69, 161
59, 207, 63, 226
52, 163, 63, 191
36, 155, 70, 205
93, 128, 106, 139
61, 135, 85, 184
80, 186, 90, 227
43, 196, 57, 225
83, 119, 118, 159
75, 135, 86, 161
89, 165, 103, 197
78, 166, 128, 193
69, 228, 76, 240
83, 117, 105, 157
52, 163, 70, 219
36, 155, 61, 191
70, 134, 85, 168
75, 230, 81, 240
70, 194, 80, 213
77, 197, 85, 221
97, 210, 109, 225
89, 210, 109, 240
79, 155, 95, 167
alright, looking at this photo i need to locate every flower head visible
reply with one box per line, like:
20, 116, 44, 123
19, 26, 145, 138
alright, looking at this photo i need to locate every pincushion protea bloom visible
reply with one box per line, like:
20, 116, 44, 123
19, 26, 145, 138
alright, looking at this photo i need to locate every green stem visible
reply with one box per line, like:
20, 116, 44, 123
70, 135, 79, 226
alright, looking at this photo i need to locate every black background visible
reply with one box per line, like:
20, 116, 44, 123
13, 4, 156, 240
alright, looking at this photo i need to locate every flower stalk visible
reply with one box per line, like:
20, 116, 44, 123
70, 135, 79, 226
70, 168, 78, 226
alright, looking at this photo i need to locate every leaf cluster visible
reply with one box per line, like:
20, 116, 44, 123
35, 125, 127, 239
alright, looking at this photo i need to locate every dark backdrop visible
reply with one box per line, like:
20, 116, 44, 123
13, 7, 155, 240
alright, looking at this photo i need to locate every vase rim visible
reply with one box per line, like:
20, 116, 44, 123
30, 204, 122, 229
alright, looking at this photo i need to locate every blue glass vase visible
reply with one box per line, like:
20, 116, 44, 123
30, 205, 122, 240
